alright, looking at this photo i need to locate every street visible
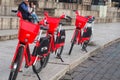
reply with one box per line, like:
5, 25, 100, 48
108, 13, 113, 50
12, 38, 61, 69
60, 41, 120, 80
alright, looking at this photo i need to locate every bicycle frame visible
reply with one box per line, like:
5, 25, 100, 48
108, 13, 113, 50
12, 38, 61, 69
9, 11, 54, 80
10, 43, 35, 69
48, 25, 65, 52
44, 14, 65, 53
10, 30, 44, 71
40, 13, 66, 62
68, 11, 92, 55
71, 11, 90, 44
71, 28, 90, 45
10, 11, 43, 70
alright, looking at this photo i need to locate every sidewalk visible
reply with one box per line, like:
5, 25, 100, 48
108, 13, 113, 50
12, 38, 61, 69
37, 22, 120, 80
0, 22, 120, 80
0, 29, 18, 41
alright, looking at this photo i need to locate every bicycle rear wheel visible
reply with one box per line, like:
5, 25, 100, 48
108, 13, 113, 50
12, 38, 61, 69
8, 46, 24, 80
68, 30, 78, 55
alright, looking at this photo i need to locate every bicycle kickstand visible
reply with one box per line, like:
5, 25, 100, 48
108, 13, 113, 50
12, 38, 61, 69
82, 44, 88, 52
57, 54, 64, 62
82, 47, 88, 52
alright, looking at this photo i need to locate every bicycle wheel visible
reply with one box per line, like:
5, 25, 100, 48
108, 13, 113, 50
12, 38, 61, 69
8, 46, 24, 80
42, 53, 50, 68
32, 53, 50, 73
68, 30, 78, 55
32, 46, 43, 73
55, 46, 64, 58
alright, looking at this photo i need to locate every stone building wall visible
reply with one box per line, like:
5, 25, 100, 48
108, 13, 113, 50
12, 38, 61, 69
0, 0, 119, 30
0, 0, 15, 6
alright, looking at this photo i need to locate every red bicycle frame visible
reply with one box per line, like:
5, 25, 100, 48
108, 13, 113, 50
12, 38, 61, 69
71, 29, 90, 44
10, 12, 41, 70
45, 13, 65, 52
39, 12, 66, 62
71, 11, 89, 44
68, 11, 90, 55
10, 43, 38, 69
48, 32, 65, 52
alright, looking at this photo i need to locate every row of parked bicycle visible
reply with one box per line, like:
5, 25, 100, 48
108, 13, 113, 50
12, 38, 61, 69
8, 10, 95, 80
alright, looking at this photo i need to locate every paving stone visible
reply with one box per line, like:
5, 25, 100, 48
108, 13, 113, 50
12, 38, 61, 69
60, 41, 120, 80
82, 73, 96, 80
71, 71, 80, 78
62, 74, 72, 80
100, 78, 110, 80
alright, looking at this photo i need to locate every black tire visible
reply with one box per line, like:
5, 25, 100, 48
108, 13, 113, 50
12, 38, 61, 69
32, 53, 50, 73
32, 46, 43, 73
42, 53, 50, 68
8, 46, 24, 80
68, 30, 78, 55
32, 56, 44, 73
55, 46, 64, 57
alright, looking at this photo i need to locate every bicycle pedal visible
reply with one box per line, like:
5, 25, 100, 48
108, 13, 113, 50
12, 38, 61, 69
81, 48, 88, 52
60, 58, 64, 62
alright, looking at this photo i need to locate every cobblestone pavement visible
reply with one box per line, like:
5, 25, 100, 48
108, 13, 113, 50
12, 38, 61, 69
60, 41, 120, 80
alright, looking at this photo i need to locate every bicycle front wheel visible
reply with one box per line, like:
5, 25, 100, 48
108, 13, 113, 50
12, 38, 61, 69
32, 53, 50, 73
42, 53, 50, 68
68, 30, 78, 55
8, 46, 24, 80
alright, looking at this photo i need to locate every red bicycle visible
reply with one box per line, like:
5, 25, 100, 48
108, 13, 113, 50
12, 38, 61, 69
43, 12, 70, 62
68, 11, 95, 55
8, 11, 50, 80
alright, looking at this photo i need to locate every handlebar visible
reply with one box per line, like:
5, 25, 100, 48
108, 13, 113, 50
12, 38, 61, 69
44, 12, 71, 21
40, 25, 49, 30
43, 12, 65, 24
39, 12, 72, 32
75, 10, 95, 23
86, 16, 95, 23
11, 10, 18, 13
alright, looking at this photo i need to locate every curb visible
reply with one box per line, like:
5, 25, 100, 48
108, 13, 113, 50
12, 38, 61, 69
0, 34, 17, 41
